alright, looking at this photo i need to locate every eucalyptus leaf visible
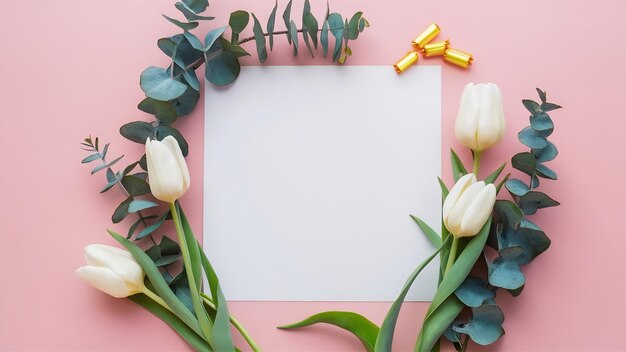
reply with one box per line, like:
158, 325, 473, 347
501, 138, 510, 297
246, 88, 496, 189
536, 163, 557, 180
455, 276, 495, 308
136, 211, 169, 241
517, 191, 560, 215
121, 175, 151, 196
530, 112, 554, 132
204, 26, 228, 52
204, 41, 240, 86
280, 312, 380, 352
182, 68, 200, 91
140, 66, 188, 101
282, 0, 293, 44
505, 179, 529, 197
138, 98, 177, 124
128, 199, 159, 213
518, 126, 547, 149
487, 256, 525, 290
81, 153, 100, 164
229, 10, 249, 43
532, 141, 558, 162
536, 88, 546, 103
304, 13, 318, 49
182, 0, 208, 14
347, 12, 362, 40
541, 102, 562, 111
267, 1, 278, 50
452, 304, 504, 345
112, 197, 133, 223
175, 2, 215, 21
251, 13, 267, 63
511, 152, 537, 176
289, 20, 298, 56
156, 124, 189, 157
321, 19, 329, 57
493, 200, 523, 228
173, 86, 200, 117
522, 99, 540, 114
162, 14, 199, 31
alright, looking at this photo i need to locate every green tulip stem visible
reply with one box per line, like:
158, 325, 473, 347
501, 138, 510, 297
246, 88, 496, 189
169, 202, 213, 343
473, 150, 482, 176
444, 235, 459, 276
200, 293, 261, 352
141, 287, 171, 312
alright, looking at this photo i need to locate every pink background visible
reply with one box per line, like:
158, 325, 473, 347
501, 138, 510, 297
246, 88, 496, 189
1, 0, 625, 351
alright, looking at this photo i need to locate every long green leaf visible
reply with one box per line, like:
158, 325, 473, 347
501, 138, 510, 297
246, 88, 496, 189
424, 218, 491, 321
267, 1, 278, 50
450, 149, 468, 181
485, 162, 506, 184
108, 230, 204, 339
415, 296, 464, 352
279, 311, 379, 352
410, 216, 441, 247
251, 13, 267, 63
129, 294, 212, 352
374, 236, 451, 352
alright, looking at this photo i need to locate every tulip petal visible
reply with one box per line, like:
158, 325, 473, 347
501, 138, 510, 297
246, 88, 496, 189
161, 135, 190, 193
84, 244, 144, 285
447, 181, 485, 236
459, 184, 496, 237
476, 83, 505, 151
76, 266, 138, 298
146, 138, 185, 203
455, 83, 480, 150
443, 173, 477, 223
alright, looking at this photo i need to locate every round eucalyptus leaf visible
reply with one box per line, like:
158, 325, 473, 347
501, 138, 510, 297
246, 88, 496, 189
121, 175, 151, 196
532, 141, 558, 163
511, 152, 537, 176
522, 99, 540, 114
229, 10, 250, 42
487, 256, 525, 290
517, 191, 560, 215
137, 98, 177, 124
455, 276, 495, 308
347, 12, 362, 40
518, 126, 547, 149
140, 66, 188, 101
204, 26, 228, 52
172, 37, 203, 68
120, 121, 154, 144
536, 163, 557, 180
182, 0, 208, 14
493, 200, 523, 228
452, 304, 505, 345
505, 178, 529, 197
173, 87, 200, 116
204, 47, 240, 86
530, 112, 554, 132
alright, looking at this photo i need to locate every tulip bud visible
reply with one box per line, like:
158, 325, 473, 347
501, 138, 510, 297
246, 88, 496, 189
443, 173, 496, 238
455, 83, 506, 152
145, 136, 190, 203
76, 244, 145, 298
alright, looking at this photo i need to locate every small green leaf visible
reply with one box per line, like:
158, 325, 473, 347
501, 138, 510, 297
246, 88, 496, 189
229, 10, 249, 43
173, 86, 200, 117
321, 19, 329, 57
128, 199, 159, 213
522, 99, 540, 114
81, 153, 100, 164
517, 191, 560, 215
175, 2, 214, 21
204, 26, 228, 52
518, 126, 547, 149
282, 0, 293, 44
437, 177, 449, 200
112, 197, 133, 223
347, 12, 362, 40
450, 149, 468, 181
304, 13, 319, 49
136, 212, 169, 241
251, 13, 267, 63
121, 175, 151, 196
138, 98, 177, 124
493, 200, 523, 228
536, 88, 546, 103
162, 14, 199, 31
505, 179, 529, 197
120, 121, 154, 144
289, 20, 298, 56
487, 256, 525, 290
452, 304, 504, 345
455, 276, 495, 308
91, 155, 123, 175
536, 163, 557, 180
541, 102, 562, 111
101, 175, 120, 193
140, 66, 188, 101
511, 152, 537, 176
204, 41, 241, 86
182, 0, 208, 14
280, 312, 380, 352
182, 31, 204, 51
267, 1, 278, 50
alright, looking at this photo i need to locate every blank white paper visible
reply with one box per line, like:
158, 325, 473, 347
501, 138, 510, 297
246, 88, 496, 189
204, 66, 441, 301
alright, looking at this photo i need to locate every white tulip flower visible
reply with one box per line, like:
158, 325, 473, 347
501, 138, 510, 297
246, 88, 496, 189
145, 136, 190, 203
443, 173, 496, 238
455, 82, 506, 152
76, 244, 145, 298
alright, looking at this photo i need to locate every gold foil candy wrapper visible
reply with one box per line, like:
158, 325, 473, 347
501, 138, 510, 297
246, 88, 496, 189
422, 40, 449, 57
394, 51, 419, 73
444, 48, 473, 68
412, 23, 440, 49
